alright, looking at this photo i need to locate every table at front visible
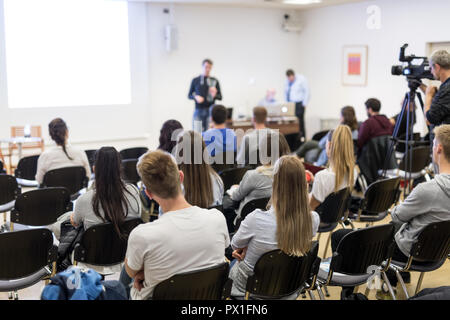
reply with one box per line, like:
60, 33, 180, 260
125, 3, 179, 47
226, 117, 299, 136
0, 137, 43, 160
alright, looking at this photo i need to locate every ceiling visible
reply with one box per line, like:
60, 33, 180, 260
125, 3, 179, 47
128, 0, 370, 10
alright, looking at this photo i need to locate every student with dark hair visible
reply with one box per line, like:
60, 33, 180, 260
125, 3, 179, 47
70, 147, 142, 273
188, 59, 222, 132
202, 104, 236, 157
36, 118, 91, 184
357, 98, 394, 150
158, 119, 183, 153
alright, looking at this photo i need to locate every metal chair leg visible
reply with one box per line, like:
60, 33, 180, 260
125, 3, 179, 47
307, 290, 316, 300
395, 269, 409, 299
323, 285, 330, 297
316, 284, 326, 300
415, 272, 425, 295
381, 271, 396, 300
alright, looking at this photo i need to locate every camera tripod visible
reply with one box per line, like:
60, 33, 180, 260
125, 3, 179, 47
381, 79, 430, 196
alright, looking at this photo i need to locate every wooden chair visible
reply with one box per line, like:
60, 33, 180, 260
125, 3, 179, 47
7, 125, 45, 169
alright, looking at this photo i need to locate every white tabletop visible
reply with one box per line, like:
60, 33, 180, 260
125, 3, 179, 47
0, 137, 42, 144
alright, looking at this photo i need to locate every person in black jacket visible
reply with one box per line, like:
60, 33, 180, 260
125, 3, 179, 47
188, 58, 222, 132
421, 50, 450, 141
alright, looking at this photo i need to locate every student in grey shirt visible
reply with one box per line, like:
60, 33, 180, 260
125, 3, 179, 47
69, 147, 142, 274
229, 156, 320, 297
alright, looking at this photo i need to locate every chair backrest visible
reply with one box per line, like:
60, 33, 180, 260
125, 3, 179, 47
42, 166, 88, 196
398, 146, 431, 173
219, 166, 251, 191
84, 149, 97, 172
10, 125, 44, 149
246, 241, 320, 298
208, 204, 224, 213
119, 147, 148, 160
410, 220, 450, 262
240, 197, 271, 221
74, 218, 142, 266
0, 228, 56, 280
362, 177, 400, 214
14, 155, 40, 181
11, 187, 71, 226
316, 188, 350, 224
152, 263, 231, 300
122, 159, 140, 185
284, 132, 301, 152
0, 174, 21, 206
333, 224, 395, 275
312, 130, 329, 142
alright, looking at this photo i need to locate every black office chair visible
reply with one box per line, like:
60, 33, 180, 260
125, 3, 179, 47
10, 187, 72, 231
119, 147, 148, 160
73, 218, 142, 272
152, 263, 232, 300
347, 177, 400, 227
234, 197, 270, 231
122, 159, 140, 185
208, 204, 224, 213
14, 154, 40, 187
240, 241, 321, 300
0, 174, 21, 225
84, 149, 97, 176
316, 224, 397, 300
0, 160, 6, 174
42, 166, 88, 200
210, 151, 237, 174
389, 220, 450, 299
0, 228, 57, 299
284, 133, 302, 153
315, 188, 351, 258
219, 166, 252, 191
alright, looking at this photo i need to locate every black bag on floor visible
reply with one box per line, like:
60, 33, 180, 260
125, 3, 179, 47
57, 221, 84, 272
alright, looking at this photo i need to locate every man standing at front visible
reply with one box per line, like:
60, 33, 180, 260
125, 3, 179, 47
188, 59, 222, 132
285, 69, 310, 141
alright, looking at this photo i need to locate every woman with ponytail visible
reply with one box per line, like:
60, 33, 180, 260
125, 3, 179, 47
35, 118, 91, 184
229, 155, 320, 296
309, 124, 356, 211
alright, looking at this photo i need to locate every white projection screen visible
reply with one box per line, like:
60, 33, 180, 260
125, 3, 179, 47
3, 0, 132, 108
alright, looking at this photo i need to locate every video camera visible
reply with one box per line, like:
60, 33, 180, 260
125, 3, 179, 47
391, 44, 434, 81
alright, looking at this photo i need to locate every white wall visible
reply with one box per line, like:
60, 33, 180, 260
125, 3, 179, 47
0, 2, 151, 154
296, 0, 450, 136
145, 3, 304, 145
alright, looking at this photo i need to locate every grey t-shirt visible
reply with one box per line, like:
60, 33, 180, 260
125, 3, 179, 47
391, 174, 450, 256
72, 183, 142, 230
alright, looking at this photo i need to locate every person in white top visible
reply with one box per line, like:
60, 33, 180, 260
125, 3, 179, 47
285, 69, 310, 140
35, 118, 91, 184
309, 125, 356, 211
122, 150, 229, 300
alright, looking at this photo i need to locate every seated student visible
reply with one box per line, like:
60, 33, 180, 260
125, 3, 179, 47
158, 119, 183, 153
236, 106, 273, 165
331, 124, 450, 299
175, 130, 224, 207
357, 98, 394, 150
309, 125, 356, 212
229, 155, 320, 296
202, 104, 237, 157
68, 147, 142, 273
224, 132, 291, 230
122, 150, 229, 300
296, 106, 359, 166
36, 118, 91, 184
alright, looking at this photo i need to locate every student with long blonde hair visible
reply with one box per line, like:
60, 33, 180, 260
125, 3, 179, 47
175, 130, 224, 208
229, 155, 320, 296
310, 125, 356, 211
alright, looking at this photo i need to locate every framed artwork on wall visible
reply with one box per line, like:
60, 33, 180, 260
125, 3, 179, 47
342, 45, 368, 86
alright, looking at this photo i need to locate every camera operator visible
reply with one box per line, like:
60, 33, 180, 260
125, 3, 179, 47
420, 50, 450, 138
